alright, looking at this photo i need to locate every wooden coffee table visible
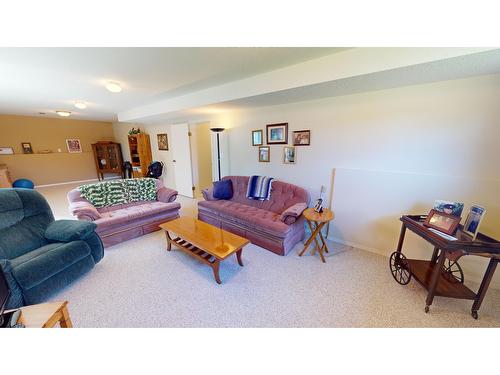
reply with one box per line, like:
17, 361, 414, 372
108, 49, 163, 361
160, 217, 250, 284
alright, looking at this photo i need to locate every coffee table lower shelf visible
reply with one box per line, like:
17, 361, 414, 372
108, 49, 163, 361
165, 233, 243, 284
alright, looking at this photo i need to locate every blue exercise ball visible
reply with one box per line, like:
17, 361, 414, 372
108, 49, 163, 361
13, 178, 35, 189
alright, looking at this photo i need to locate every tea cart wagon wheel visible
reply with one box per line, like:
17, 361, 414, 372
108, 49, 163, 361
389, 251, 412, 285
442, 258, 464, 283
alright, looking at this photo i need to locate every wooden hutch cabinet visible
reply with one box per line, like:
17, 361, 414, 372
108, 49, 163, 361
91, 141, 124, 180
128, 133, 152, 178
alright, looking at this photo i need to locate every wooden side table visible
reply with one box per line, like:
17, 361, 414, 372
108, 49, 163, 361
299, 208, 334, 263
6, 301, 73, 328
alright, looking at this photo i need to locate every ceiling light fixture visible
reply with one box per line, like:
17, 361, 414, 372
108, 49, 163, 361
56, 111, 71, 117
105, 81, 122, 93
74, 101, 87, 109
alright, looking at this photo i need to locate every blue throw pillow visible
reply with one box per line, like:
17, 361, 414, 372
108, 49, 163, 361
213, 179, 233, 200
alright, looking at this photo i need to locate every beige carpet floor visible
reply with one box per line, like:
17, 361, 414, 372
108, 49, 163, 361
37, 183, 500, 327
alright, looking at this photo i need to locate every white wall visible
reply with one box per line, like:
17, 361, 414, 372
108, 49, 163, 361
214, 73, 500, 287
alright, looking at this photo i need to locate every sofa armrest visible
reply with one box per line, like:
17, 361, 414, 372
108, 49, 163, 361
157, 187, 178, 203
202, 187, 219, 201
0, 259, 24, 309
280, 202, 307, 225
69, 201, 101, 221
44, 220, 98, 243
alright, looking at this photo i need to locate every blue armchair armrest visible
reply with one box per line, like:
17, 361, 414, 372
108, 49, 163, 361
44, 220, 98, 243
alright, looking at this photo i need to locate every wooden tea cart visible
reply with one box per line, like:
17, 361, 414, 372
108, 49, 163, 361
389, 215, 500, 319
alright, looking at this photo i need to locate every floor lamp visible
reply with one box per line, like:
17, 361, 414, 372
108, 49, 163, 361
210, 127, 225, 181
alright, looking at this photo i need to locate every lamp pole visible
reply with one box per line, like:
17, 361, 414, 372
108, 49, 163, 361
210, 127, 225, 181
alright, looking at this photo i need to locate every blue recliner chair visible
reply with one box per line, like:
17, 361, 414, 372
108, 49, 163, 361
0, 188, 104, 309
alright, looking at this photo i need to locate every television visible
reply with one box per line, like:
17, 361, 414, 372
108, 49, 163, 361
0, 267, 10, 327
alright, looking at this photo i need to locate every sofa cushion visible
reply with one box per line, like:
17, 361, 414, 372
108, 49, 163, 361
198, 200, 291, 238
213, 179, 233, 200
95, 201, 180, 229
11, 241, 91, 290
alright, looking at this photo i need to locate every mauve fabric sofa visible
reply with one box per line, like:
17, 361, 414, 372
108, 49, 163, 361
199, 176, 309, 255
0, 188, 103, 309
68, 179, 180, 247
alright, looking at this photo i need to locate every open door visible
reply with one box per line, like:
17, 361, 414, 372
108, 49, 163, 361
170, 123, 194, 198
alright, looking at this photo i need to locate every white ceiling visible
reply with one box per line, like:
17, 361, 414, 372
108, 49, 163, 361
0, 47, 343, 121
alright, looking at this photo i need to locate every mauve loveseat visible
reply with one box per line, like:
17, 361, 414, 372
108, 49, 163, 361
199, 176, 309, 255
68, 179, 180, 247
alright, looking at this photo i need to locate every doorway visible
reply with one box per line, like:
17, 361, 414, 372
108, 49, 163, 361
189, 122, 213, 198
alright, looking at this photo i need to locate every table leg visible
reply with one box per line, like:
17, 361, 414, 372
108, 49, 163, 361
396, 224, 407, 253
299, 220, 322, 256
317, 226, 329, 254
307, 220, 322, 255
212, 259, 222, 284
236, 249, 244, 267
59, 305, 73, 328
425, 249, 446, 311
471, 258, 498, 319
430, 246, 440, 263
165, 230, 172, 251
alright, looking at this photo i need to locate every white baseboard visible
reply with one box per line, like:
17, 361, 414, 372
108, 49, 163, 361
35, 178, 99, 188
329, 236, 387, 256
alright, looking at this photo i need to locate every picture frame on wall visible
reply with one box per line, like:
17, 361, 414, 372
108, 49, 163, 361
283, 146, 296, 164
21, 142, 33, 154
0, 147, 14, 155
266, 123, 288, 144
423, 209, 461, 236
157, 133, 169, 150
463, 205, 486, 240
258, 146, 270, 162
66, 139, 82, 153
293, 130, 310, 146
252, 130, 263, 146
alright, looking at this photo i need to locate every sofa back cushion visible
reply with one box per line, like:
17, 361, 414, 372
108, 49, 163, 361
68, 179, 164, 213
78, 178, 157, 208
223, 176, 309, 214
0, 189, 54, 259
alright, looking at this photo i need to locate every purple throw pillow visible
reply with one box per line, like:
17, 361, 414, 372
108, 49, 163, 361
213, 179, 233, 200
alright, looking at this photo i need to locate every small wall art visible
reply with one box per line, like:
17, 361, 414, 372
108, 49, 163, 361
157, 133, 169, 150
266, 123, 288, 144
66, 139, 82, 153
259, 146, 270, 162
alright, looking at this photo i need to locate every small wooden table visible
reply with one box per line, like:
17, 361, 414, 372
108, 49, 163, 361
299, 208, 334, 263
393, 215, 500, 319
160, 217, 250, 284
6, 301, 73, 328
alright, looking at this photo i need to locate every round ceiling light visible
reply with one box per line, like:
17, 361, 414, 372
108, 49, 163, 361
74, 101, 87, 109
105, 81, 122, 93
56, 111, 71, 117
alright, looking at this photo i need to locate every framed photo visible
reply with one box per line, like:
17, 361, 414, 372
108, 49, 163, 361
463, 205, 486, 240
0, 147, 14, 155
266, 123, 288, 144
258, 146, 270, 162
252, 130, 263, 146
424, 209, 461, 235
283, 146, 296, 164
433, 200, 464, 218
293, 130, 310, 146
66, 139, 82, 153
21, 142, 33, 154
157, 133, 169, 150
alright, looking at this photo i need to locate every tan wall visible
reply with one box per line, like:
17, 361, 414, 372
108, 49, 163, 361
0, 115, 114, 185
